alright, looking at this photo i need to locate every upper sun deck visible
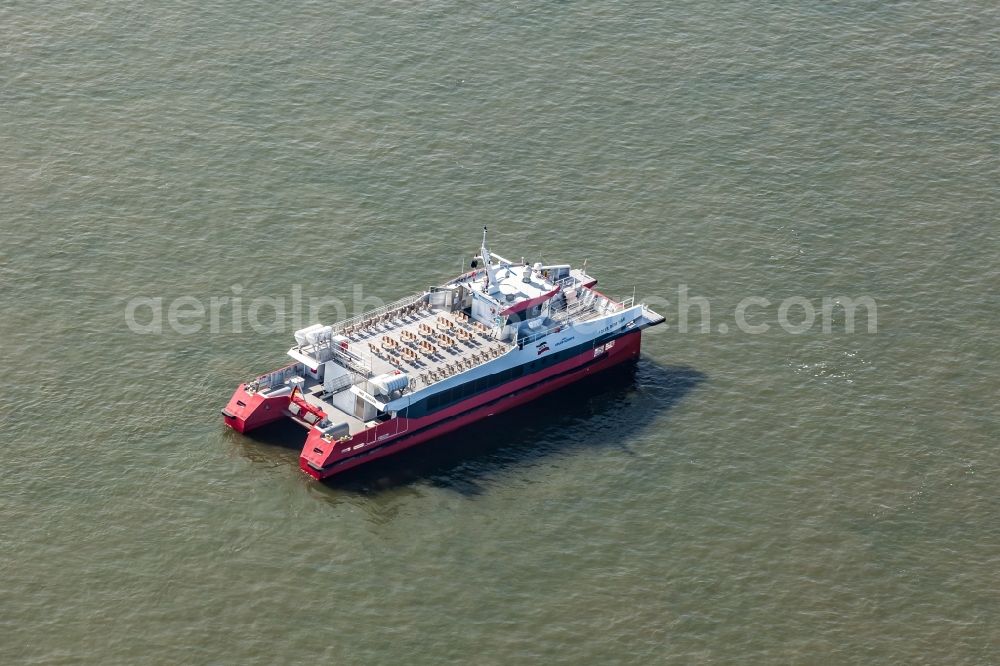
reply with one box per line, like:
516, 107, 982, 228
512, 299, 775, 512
285, 295, 511, 396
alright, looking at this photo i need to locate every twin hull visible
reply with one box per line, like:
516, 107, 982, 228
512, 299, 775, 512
224, 306, 652, 479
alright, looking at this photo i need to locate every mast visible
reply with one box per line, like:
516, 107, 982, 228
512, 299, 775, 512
479, 226, 495, 291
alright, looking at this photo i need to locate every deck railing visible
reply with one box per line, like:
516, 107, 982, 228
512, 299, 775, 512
324, 373, 355, 395
252, 363, 302, 391
328, 342, 375, 378
330, 292, 427, 333
518, 288, 637, 347
548, 285, 633, 322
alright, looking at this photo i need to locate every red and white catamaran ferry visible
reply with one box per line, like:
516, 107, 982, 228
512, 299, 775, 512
223, 229, 665, 479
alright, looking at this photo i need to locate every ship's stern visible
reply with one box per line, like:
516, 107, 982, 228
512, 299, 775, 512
221, 384, 292, 433
299, 427, 342, 479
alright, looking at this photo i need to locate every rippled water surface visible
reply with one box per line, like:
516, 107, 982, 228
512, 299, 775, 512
2, 1, 998, 663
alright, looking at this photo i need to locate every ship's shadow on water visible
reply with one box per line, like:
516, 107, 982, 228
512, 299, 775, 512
238, 359, 704, 495
302, 358, 706, 496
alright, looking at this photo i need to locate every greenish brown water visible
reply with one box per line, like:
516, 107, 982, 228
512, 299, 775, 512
2, 1, 999, 663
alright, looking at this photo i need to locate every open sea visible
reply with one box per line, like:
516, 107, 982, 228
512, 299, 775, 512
2, 1, 998, 663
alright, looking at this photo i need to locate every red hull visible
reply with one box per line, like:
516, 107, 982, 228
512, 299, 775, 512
298, 329, 643, 479
221, 386, 290, 433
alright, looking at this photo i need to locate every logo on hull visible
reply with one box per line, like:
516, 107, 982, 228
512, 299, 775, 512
594, 339, 616, 357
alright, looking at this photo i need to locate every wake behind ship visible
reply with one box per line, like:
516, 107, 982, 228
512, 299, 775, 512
223, 229, 665, 479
